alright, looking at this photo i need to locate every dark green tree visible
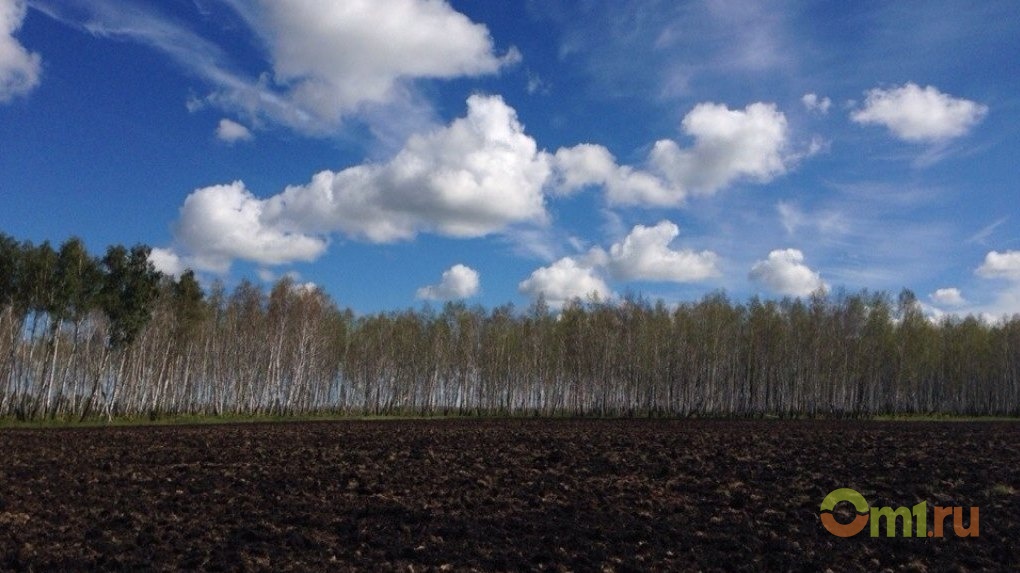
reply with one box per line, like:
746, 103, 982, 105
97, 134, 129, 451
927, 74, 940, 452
54, 237, 102, 324
100, 244, 162, 349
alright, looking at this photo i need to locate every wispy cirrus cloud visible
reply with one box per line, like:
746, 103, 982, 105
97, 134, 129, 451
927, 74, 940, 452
769, 181, 960, 295
31, 0, 516, 136
966, 217, 1008, 246
540, 0, 796, 100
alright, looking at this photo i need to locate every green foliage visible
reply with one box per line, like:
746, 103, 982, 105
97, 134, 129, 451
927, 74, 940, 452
100, 244, 162, 349
23, 240, 58, 315
54, 237, 102, 323
0, 233, 21, 308
172, 269, 206, 340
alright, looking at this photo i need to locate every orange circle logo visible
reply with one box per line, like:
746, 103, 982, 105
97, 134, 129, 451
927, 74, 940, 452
820, 488, 870, 537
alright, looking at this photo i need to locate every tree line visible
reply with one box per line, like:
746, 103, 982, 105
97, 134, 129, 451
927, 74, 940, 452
1, 232, 1018, 420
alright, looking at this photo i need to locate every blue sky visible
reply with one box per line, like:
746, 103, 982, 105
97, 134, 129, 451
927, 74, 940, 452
2, 0, 1019, 318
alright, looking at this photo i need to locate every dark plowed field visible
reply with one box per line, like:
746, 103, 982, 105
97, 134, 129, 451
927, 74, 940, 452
0, 420, 1017, 571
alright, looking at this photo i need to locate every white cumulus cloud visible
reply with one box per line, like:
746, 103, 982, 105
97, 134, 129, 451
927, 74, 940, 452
215, 118, 253, 143
0, 0, 41, 102
749, 249, 827, 297
930, 287, 966, 306
518, 257, 612, 309
550, 144, 617, 194
851, 83, 987, 143
603, 221, 719, 282
148, 247, 186, 278
262, 94, 551, 242
552, 143, 676, 205
801, 93, 831, 114
642, 102, 791, 205
234, 0, 512, 128
519, 220, 718, 308
163, 95, 798, 273
167, 96, 548, 270
552, 102, 794, 207
933, 252, 1020, 320
174, 181, 327, 272
976, 250, 1020, 281
416, 264, 480, 301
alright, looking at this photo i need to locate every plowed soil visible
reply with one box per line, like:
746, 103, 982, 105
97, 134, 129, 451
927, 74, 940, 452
0, 420, 1017, 571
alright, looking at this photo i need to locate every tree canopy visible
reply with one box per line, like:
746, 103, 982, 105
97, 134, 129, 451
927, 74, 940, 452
1, 231, 1018, 420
